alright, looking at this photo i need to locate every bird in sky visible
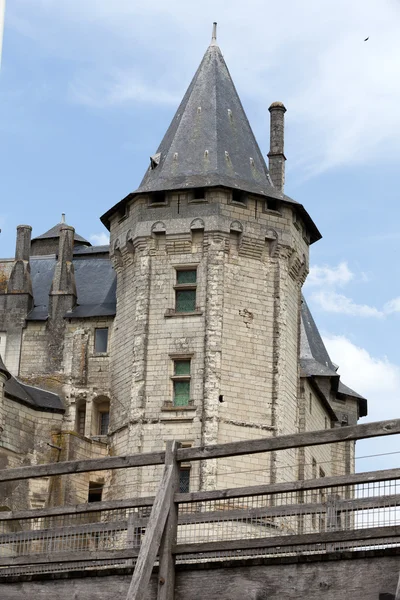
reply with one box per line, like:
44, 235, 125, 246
364, 37, 369, 41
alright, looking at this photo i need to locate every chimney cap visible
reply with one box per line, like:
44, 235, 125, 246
17, 224, 32, 230
269, 101, 287, 112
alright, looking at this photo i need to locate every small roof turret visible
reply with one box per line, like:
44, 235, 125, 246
32, 214, 90, 245
31, 215, 90, 257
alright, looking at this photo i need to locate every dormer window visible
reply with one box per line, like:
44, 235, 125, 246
150, 153, 161, 170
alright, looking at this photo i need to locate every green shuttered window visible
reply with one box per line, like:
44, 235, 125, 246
175, 269, 197, 313
172, 359, 191, 406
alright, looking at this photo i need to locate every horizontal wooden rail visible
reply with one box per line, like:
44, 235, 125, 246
0, 548, 139, 567
176, 466, 400, 503
0, 419, 399, 483
1, 466, 399, 524
174, 524, 400, 555
0, 451, 165, 483
0, 496, 155, 522
177, 419, 400, 462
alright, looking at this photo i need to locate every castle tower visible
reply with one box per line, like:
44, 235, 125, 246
101, 26, 321, 495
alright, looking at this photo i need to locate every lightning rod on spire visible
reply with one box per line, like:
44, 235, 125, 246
211, 22, 217, 45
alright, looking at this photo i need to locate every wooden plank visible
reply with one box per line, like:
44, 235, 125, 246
0, 451, 165, 482
158, 441, 179, 600
174, 524, 400, 555
126, 464, 174, 600
0, 496, 155, 522
176, 466, 400, 503
177, 419, 400, 462
0, 419, 397, 484
0, 548, 139, 567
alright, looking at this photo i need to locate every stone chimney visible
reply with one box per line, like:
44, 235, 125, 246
48, 225, 77, 370
268, 101, 287, 192
6, 225, 33, 295
49, 225, 77, 315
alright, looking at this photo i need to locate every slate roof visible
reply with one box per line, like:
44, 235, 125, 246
136, 40, 277, 198
32, 221, 90, 245
26, 252, 116, 321
300, 296, 338, 378
4, 377, 64, 413
300, 296, 367, 417
0, 355, 11, 380
73, 245, 110, 256
100, 38, 321, 243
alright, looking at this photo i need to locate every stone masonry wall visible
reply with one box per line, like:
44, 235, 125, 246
105, 187, 338, 499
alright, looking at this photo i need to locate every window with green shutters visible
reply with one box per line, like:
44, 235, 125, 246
175, 269, 197, 313
172, 359, 191, 406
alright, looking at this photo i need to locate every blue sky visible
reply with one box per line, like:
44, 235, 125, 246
1, 0, 399, 470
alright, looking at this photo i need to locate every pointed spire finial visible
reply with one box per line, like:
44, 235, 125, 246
211, 22, 217, 46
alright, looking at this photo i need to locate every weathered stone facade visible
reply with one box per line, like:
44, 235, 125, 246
0, 33, 366, 511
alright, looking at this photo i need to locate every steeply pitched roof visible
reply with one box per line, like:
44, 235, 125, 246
4, 377, 64, 413
136, 40, 278, 199
300, 296, 338, 378
300, 295, 367, 417
32, 221, 90, 245
100, 34, 321, 243
26, 254, 116, 321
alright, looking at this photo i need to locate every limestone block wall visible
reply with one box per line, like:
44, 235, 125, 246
19, 317, 113, 437
0, 397, 63, 511
107, 187, 312, 498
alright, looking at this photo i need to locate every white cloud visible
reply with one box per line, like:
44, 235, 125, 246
69, 69, 181, 108
384, 297, 400, 315
90, 232, 109, 245
323, 335, 400, 470
307, 262, 353, 288
8, 0, 400, 174
324, 335, 400, 410
311, 290, 383, 318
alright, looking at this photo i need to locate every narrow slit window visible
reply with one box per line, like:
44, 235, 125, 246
179, 467, 191, 493
99, 411, 110, 436
175, 269, 197, 313
172, 359, 191, 406
95, 328, 108, 353
77, 408, 86, 436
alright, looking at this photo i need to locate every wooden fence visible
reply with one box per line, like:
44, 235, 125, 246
0, 419, 399, 600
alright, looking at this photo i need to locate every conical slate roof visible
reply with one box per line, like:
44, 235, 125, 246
136, 37, 278, 199
101, 29, 321, 242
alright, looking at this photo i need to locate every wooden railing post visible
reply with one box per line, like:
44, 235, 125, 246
157, 441, 180, 600
125, 455, 175, 600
